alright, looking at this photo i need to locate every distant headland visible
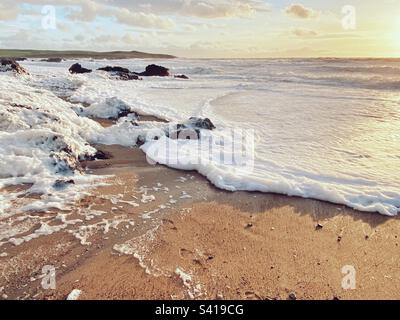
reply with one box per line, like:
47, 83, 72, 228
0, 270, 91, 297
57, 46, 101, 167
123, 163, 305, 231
0, 49, 176, 60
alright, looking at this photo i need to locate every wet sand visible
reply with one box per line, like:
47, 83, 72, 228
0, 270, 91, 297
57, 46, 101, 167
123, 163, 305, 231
1, 140, 400, 300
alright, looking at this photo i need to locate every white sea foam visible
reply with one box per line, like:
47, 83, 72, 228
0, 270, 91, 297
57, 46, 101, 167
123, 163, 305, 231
1, 58, 400, 217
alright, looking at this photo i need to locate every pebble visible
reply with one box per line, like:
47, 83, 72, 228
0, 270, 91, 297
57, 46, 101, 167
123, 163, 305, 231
288, 292, 297, 300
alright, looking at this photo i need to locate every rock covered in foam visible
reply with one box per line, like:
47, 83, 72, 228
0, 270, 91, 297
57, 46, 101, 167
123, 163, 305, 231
0, 59, 28, 75
81, 97, 140, 121
188, 117, 216, 130
167, 117, 216, 140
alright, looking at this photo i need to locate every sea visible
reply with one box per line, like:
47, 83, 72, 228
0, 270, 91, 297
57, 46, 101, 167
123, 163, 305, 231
1, 58, 400, 217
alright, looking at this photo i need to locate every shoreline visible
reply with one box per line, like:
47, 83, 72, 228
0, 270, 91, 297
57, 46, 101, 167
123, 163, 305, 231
1, 62, 400, 300
1, 139, 400, 300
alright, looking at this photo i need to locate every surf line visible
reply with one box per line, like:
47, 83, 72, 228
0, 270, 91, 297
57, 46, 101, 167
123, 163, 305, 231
155, 304, 190, 318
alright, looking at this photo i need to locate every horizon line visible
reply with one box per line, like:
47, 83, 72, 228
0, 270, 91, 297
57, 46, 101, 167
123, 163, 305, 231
1, 48, 400, 60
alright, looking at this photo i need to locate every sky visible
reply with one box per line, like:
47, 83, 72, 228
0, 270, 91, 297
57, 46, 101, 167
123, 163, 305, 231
0, 0, 399, 58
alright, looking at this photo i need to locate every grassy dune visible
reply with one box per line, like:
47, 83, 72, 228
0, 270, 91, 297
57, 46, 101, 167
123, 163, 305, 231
0, 49, 176, 60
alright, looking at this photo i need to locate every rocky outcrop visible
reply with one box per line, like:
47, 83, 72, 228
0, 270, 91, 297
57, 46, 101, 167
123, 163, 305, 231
139, 64, 170, 77
174, 74, 189, 80
69, 63, 92, 74
168, 117, 216, 140
0, 59, 29, 75
98, 65, 141, 81
115, 72, 141, 81
98, 66, 130, 74
188, 117, 216, 130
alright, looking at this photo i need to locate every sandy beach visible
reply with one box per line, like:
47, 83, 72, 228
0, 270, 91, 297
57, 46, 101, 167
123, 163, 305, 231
1, 137, 400, 300
2, 56, 400, 302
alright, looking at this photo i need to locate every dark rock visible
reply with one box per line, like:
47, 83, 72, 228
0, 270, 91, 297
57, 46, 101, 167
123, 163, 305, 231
188, 117, 216, 130
288, 292, 297, 300
69, 63, 92, 74
168, 117, 216, 140
136, 135, 146, 147
42, 58, 63, 63
110, 109, 140, 120
53, 179, 75, 189
87, 150, 112, 161
140, 64, 170, 77
115, 72, 141, 81
98, 66, 131, 74
0, 59, 29, 75
169, 127, 201, 140
315, 223, 324, 230
98, 66, 141, 81
174, 74, 189, 79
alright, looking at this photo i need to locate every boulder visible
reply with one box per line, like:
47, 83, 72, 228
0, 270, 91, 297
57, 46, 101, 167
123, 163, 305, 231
69, 63, 92, 74
188, 117, 216, 130
0, 59, 28, 75
140, 64, 170, 77
115, 72, 141, 81
98, 65, 141, 81
168, 117, 216, 140
112, 109, 140, 120
174, 74, 189, 80
86, 149, 112, 161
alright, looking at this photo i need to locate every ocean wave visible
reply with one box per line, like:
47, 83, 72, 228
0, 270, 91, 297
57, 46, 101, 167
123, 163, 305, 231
2, 58, 400, 217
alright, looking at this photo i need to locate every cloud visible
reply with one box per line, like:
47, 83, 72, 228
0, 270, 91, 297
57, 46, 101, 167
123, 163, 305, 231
0, 1, 19, 20
285, 4, 318, 19
108, 0, 269, 19
114, 8, 176, 29
180, 0, 266, 18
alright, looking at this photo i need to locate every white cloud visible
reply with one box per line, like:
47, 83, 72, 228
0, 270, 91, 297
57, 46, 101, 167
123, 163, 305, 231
114, 8, 176, 29
285, 3, 318, 19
